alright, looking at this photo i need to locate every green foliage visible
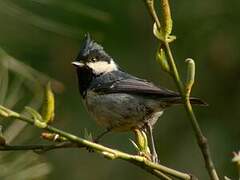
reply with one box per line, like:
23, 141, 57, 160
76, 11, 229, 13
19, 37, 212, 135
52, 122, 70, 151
0, 50, 53, 180
156, 48, 170, 73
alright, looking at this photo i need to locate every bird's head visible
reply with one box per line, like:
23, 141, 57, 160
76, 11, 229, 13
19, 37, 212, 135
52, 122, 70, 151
72, 33, 118, 76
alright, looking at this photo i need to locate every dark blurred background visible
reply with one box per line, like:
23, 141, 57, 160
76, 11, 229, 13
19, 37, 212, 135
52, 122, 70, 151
0, 0, 239, 179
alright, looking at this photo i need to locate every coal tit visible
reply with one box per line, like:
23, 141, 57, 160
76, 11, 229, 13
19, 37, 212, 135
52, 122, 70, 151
72, 34, 206, 162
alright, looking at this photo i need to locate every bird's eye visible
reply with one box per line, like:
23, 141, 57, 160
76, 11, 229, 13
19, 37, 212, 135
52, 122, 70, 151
90, 57, 97, 62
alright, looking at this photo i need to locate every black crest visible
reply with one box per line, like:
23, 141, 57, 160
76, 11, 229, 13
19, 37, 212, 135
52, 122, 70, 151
76, 33, 111, 63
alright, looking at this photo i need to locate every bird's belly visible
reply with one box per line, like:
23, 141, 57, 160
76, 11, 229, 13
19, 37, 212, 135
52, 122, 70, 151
85, 92, 163, 131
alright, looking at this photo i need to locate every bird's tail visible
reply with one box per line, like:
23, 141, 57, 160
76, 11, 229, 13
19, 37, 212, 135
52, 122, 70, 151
189, 97, 208, 106
162, 97, 208, 106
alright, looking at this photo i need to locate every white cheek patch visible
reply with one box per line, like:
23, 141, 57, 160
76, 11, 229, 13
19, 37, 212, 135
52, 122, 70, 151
87, 60, 118, 74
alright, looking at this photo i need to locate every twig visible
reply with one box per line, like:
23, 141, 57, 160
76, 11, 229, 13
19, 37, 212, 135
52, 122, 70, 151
0, 142, 82, 153
0, 105, 192, 180
144, 0, 161, 29
143, 0, 219, 180
164, 27, 219, 180
153, 170, 172, 180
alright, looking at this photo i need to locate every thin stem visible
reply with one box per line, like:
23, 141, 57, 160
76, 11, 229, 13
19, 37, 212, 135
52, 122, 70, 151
143, 0, 220, 179
153, 170, 173, 180
164, 41, 219, 180
0, 142, 81, 153
144, 0, 161, 29
184, 101, 219, 180
163, 42, 184, 92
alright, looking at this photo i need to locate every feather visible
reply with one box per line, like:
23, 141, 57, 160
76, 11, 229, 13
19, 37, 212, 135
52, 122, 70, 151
93, 78, 179, 97
90, 71, 207, 106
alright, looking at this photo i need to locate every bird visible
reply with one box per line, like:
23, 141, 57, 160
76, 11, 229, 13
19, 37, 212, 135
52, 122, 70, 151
72, 34, 206, 163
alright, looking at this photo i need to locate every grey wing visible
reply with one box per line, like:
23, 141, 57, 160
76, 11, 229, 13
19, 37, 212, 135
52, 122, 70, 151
91, 72, 206, 105
92, 77, 180, 98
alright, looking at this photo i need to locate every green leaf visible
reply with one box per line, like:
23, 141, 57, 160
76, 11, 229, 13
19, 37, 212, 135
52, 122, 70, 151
84, 128, 93, 141
166, 35, 176, 43
41, 82, 55, 124
185, 58, 195, 96
141, 131, 149, 153
129, 139, 140, 151
161, 0, 173, 37
134, 129, 150, 153
156, 48, 170, 73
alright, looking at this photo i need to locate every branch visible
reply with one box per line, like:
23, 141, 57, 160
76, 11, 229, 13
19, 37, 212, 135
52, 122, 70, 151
0, 105, 193, 180
0, 142, 83, 153
144, 0, 220, 180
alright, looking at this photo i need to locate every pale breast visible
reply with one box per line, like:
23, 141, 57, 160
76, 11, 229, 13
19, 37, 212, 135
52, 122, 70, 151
84, 90, 164, 131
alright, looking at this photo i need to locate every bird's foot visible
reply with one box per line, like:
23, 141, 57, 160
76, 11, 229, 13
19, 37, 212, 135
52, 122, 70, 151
151, 152, 159, 163
86, 146, 94, 152
86, 138, 100, 152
